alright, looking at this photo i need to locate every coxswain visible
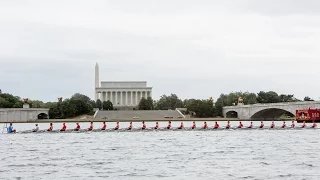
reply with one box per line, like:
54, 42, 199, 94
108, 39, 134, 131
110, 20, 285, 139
60, 123, 67, 131
191, 121, 196, 129
167, 121, 172, 129
74, 123, 81, 131
114, 122, 119, 130
7, 123, 16, 133
270, 121, 275, 128
88, 122, 93, 131
154, 122, 159, 129
141, 121, 146, 130
203, 122, 208, 129
127, 122, 133, 130
312, 121, 317, 128
178, 122, 184, 129
237, 121, 243, 128
226, 121, 230, 129
281, 121, 286, 128
47, 123, 53, 131
301, 121, 306, 128
291, 121, 295, 128
259, 121, 264, 128
214, 121, 220, 129
248, 122, 253, 128
32, 124, 39, 132
101, 122, 107, 130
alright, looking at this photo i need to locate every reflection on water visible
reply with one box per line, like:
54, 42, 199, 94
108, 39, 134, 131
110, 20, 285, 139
1, 122, 320, 180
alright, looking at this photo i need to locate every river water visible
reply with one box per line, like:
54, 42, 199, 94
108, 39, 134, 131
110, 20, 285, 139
1, 122, 320, 180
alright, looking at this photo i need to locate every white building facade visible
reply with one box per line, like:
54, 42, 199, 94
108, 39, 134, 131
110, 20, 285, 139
94, 63, 152, 107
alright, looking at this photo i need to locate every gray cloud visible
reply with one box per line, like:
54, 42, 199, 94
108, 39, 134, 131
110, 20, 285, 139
0, 0, 320, 102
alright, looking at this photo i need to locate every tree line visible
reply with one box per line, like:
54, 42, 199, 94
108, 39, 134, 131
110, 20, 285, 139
0, 90, 316, 118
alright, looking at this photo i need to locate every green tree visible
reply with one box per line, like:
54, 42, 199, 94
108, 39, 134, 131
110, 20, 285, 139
96, 99, 102, 110
138, 97, 154, 110
256, 91, 280, 103
146, 97, 154, 110
155, 94, 183, 110
186, 99, 217, 118
102, 100, 113, 110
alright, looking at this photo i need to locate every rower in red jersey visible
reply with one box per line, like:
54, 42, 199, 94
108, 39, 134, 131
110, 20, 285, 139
191, 121, 196, 129
270, 121, 275, 128
60, 123, 67, 131
214, 121, 220, 129
114, 122, 119, 130
178, 122, 184, 129
259, 121, 264, 128
291, 121, 295, 128
237, 121, 243, 128
226, 121, 231, 129
47, 123, 53, 131
154, 122, 159, 129
312, 121, 317, 128
101, 122, 107, 130
74, 123, 80, 131
167, 121, 172, 129
203, 122, 208, 129
301, 121, 306, 128
281, 121, 286, 128
127, 122, 133, 130
142, 121, 146, 130
248, 122, 253, 128
88, 122, 93, 131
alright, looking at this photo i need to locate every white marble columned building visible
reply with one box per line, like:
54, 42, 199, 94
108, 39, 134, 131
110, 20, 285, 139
94, 63, 152, 107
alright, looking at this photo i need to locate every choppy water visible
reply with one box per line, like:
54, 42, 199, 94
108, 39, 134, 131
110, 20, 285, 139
1, 122, 320, 180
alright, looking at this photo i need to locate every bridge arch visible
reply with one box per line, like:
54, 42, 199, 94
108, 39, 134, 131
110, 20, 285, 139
37, 113, 49, 119
250, 108, 295, 119
226, 111, 238, 118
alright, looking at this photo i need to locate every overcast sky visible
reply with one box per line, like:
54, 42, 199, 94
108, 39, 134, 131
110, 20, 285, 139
1, 0, 320, 102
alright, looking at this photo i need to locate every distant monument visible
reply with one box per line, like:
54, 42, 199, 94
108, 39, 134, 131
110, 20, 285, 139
238, 97, 244, 106
94, 63, 153, 108
23, 98, 30, 108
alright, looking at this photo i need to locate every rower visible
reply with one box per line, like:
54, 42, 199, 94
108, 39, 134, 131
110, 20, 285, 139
191, 121, 196, 129
301, 121, 306, 128
74, 123, 81, 131
114, 122, 119, 130
47, 123, 53, 131
167, 121, 172, 129
259, 121, 264, 128
291, 121, 295, 128
203, 122, 208, 129
248, 122, 253, 128
101, 122, 107, 130
154, 122, 159, 129
226, 121, 230, 129
281, 121, 286, 128
7, 122, 16, 133
214, 121, 220, 129
178, 122, 184, 129
127, 122, 133, 130
270, 121, 275, 128
32, 124, 39, 132
60, 123, 67, 131
312, 121, 317, 128
142, 121, 146, 130
88, 122, 93, 131
237, 121, 243, 128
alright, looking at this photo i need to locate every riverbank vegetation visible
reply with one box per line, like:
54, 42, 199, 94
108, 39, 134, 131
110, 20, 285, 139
0, 89, 315, 119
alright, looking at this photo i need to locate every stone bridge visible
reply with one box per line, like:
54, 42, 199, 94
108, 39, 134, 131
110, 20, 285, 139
0, 108, 49, 122
222, 101, 320, 119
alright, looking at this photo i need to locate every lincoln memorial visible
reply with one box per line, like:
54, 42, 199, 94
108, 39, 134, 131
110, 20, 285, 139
94, 63, 152, 107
